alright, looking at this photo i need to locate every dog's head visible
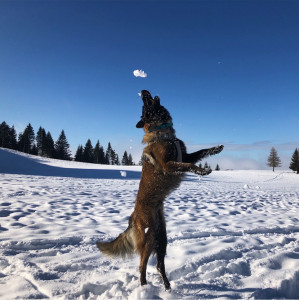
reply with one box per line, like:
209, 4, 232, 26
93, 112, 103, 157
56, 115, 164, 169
136, 90, 172, 129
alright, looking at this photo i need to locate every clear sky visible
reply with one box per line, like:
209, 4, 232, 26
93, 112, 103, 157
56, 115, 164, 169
1, 0, 299, 169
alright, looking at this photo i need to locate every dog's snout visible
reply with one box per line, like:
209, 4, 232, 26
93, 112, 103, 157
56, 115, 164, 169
141, 90, 151, 97
141, 90, 152, 104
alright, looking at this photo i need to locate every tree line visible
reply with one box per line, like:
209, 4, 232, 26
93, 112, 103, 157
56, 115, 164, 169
2, 121, 298, 172
74, 140, 134, 165
199, 162, 221, 171
0, 121, 135, 165
267, 146, 299, 174
199, 147, 299, 173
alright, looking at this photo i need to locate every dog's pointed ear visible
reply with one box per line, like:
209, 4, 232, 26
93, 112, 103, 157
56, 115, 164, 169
153, 96, 160, 106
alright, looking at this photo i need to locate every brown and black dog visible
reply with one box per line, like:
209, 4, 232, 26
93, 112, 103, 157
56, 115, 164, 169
97, 90, 223, 290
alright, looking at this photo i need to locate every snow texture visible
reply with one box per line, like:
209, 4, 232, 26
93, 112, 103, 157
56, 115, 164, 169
1, 147, 299, 299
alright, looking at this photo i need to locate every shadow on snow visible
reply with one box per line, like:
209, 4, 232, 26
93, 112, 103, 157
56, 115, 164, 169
0, 148, 141, 180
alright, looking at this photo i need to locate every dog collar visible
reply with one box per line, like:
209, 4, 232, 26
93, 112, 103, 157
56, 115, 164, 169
149, 122, 173, 132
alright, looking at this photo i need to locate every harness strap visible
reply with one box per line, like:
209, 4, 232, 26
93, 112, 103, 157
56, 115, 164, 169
143, 138, 183, 166
149, 122, 173, 132
143, 152, 157, 167
174, 140, 182, 163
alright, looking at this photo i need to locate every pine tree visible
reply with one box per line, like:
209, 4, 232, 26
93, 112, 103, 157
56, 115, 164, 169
36, 127, 47, 156
75, 145, 84, 162
44, 131, 55, 158
215, 164, 220, 171
198, 163, 202, 169
31, 144, 38, 155
55, 130, 72, 160
0, 122, 17, 149
267, 147, 281, 172
26, 123, 35, 153
36, 126, 43, 154
105, 142, 111, 164
110, 149, 119, 165
203, 161, 212, 172
9, 126, 18, 150
94, 140, 100, 163
122, 151, 129, 165
115, 153, 120, 165
106, 142, 114, 165
17, 132, 24, 152
18, 123, 35, 153
93, 140, 105, 164
128, 153, 134, 165
289, 148, 299, 174
0, 121, 10, 148
83, 139, 94, 163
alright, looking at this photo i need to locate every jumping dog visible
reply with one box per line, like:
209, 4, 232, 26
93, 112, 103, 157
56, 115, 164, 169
97, 90, 224, 290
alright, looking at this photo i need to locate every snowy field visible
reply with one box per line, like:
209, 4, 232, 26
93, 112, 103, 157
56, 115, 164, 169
0, 148, 299, 299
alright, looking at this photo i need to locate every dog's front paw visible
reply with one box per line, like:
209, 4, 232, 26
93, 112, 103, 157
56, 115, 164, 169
202, 168, 212, 176
213, 145, 224, 154
195, 167, 212, 176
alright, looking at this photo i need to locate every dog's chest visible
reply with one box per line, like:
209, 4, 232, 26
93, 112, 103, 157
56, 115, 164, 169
143, 140, 182, 168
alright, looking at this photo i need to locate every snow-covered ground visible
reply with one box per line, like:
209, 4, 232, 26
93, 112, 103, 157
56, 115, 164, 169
0, 148, 299, 299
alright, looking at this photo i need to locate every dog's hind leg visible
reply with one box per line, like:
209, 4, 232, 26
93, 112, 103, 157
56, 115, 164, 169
184, 145, 224, 164
138, 228, 155, 286
155, 209, 171, 290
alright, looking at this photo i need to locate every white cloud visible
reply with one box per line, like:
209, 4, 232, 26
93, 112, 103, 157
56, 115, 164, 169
133, 69, 147, 78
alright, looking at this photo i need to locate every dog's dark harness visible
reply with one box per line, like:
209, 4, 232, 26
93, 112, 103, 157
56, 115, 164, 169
143, 137, 183, 165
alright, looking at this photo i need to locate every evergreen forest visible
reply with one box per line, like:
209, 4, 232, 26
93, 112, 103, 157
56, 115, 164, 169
0, 121, 135, 165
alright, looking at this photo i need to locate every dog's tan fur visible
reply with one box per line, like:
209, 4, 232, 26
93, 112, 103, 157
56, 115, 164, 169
97, 91, 223, 289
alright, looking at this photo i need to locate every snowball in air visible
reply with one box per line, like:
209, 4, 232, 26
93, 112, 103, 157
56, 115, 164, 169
120, 171, 127, 177
133, 69, 147, 78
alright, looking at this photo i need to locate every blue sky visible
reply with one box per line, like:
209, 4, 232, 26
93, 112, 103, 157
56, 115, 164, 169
1, 1, 298, 169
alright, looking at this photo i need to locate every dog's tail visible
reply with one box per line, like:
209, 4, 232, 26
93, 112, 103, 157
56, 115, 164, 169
96, 226, 136, 258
